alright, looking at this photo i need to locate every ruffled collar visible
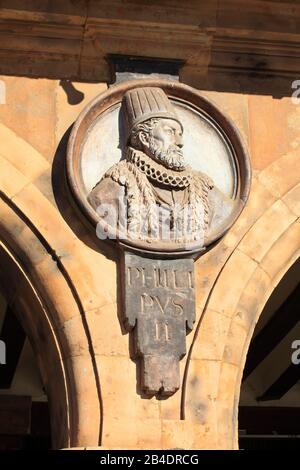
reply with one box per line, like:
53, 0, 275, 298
126, 147, 192, 189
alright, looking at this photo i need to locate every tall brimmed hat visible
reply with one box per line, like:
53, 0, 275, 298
122, 87, 183, 136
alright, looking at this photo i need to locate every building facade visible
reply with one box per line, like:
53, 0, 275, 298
0, 1, 299, 450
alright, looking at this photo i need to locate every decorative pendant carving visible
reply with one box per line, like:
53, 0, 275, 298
122, 252, 195, 396
67, 79, 251, 396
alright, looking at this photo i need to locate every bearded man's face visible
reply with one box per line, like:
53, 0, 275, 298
142, 118, 186, 171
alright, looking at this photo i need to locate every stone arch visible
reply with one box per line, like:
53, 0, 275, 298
183, 172, 299, 449
0, 120, 119, 450
227, 241, 300, 449
0, 188, 102, 449
214, 162, 300, 448
0, 239, 70, 448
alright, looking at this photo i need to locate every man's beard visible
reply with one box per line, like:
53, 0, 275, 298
147, 137, 186, 171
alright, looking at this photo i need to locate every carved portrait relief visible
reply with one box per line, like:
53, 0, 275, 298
67, 79, 251, 396
67, 79, 250, 255
87, 87, 234, 248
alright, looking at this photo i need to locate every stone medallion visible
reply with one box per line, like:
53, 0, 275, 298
67, 79, 251, 396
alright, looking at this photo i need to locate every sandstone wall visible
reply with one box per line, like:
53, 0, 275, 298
0, 76, 299, 449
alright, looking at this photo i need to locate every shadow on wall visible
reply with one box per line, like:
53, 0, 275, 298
190, 71, 298, 99
56, 67, 297, 100
239, 258, 300, 448
51, 125, 118, 262
59, 80, 84, 105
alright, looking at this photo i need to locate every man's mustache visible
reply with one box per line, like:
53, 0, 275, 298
159, 145, 185, 170
149, 140, 185, 167
169, 144, 183, 156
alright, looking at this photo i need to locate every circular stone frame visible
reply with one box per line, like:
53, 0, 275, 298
66, 79, 251, 257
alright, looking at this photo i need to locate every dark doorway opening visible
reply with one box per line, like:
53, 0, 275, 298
239, 259, 300, 450
0, 292, 51, 449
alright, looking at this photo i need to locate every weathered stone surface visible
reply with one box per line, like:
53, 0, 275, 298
161, 420, 195, 449
222, 320, 248, 366
201, 91, 250, 145
282, 183, 300, 217
208, 249, 257, 316
216, 362, 239, 449
85, 304, 129, 357
192, 309, 231, 361
258, 149, 300, 198
76, 81, 244, 252
0, 1, 299, 89
103, 416, 162, 449
0, 59, 299, 451
232, 265, 271, 333
186, 359, 221, 421
55, 81, 107, 143
0, 121, 49, 180
95, 353, 162, 449
260, 219, 300, 284
159, 367, 183, 420
223, 177, 276, 249
0, 154, 28, 198
66, 354, 101, 447
122, 252, 195, 396
248, 96, 300, 171
183, 359, 221, 448
0, 76, 56, 160
238, 199, 297, 263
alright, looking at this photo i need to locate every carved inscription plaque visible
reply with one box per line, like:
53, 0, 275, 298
67, 79, 251, 398
122, 252, 195, 396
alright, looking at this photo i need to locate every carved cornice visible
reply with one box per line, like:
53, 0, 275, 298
0, 1, 299, 88
211, 35, 300, 77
